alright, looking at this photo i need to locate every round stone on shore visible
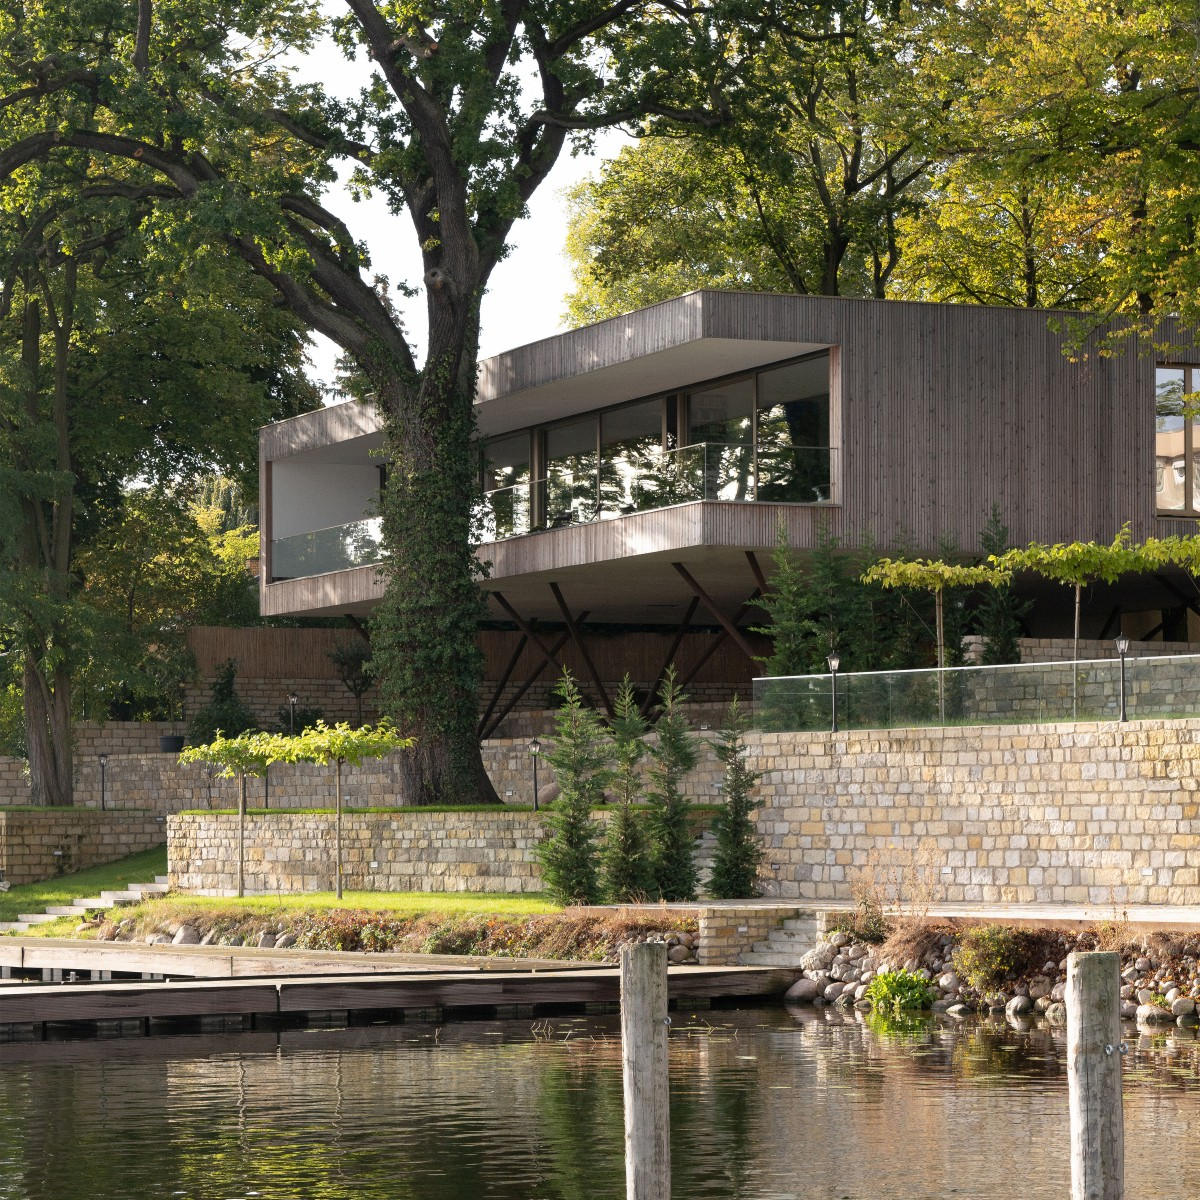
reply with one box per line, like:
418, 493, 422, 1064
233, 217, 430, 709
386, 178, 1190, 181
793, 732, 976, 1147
785, 978, 821, 1003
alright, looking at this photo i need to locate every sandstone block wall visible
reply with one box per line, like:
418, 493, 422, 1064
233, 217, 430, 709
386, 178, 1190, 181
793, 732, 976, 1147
749, 719, 1200, 906
169, 810, 551, 894
0, 810, 166, 886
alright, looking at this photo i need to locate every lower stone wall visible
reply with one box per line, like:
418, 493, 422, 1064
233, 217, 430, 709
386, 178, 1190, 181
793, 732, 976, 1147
169, 810, 550, 894
0, 810, 166, 886
750, 718, 1200, 906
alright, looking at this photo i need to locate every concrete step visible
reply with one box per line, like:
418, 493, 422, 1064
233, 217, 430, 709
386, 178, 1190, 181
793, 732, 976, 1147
131, 882, 170, 895
71, 897, 116, 910
17, 913, 60, 924
99, 890, 144, 902
44, 906, 90, 917
780, 918, 820, 933
154, 876, 169, 886
0, 922, 29, 933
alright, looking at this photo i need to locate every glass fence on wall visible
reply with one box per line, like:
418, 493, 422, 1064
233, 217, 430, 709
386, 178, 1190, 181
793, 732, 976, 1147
753, 653, 1200, 733
475, 349, 837, 540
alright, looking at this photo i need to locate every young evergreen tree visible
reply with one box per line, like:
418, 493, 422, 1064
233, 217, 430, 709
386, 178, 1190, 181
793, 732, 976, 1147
707, 698, 764, 899
976, 506, 1031, 664
646, 668, 699, 901
601, 676, 656, 902
537, 672, 609, 906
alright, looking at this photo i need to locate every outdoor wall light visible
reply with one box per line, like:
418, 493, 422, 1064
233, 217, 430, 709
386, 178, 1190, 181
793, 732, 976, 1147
1115, 635, 1131, 722
529, 737, 542, 811
98, 752, 108, 812
826, 654, 841, 733
287, 693, 299, 735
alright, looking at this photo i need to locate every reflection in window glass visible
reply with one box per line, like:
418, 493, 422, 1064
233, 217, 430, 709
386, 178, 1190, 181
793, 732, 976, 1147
545, 417, 598, 526
756, 354, 831, 502
480, 433, 533, 538
600, 399, 664, 516
1157, 367, 1188, 513
686, 379, 754, 500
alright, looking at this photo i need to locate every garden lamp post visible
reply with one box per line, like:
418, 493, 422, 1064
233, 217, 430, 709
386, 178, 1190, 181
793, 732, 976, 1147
98, 752, 108, 812
827, 654, 841, 734
1115, 634, 1130, 722
529, 737, 541, 810
287, 693, 298, 735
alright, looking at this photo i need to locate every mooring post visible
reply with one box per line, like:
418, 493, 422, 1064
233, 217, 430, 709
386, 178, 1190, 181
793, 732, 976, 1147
1067, 950, 1124, 1200
620, 941, 671, 1200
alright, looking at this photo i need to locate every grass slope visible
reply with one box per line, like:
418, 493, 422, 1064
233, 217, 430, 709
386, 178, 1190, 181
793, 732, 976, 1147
0, 846, 168, 923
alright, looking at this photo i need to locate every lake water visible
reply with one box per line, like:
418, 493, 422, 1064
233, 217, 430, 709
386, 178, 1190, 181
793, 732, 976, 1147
1, 1006, 1197, 1199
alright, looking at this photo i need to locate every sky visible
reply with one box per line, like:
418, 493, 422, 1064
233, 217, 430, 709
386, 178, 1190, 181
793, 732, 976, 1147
286, 22, 632, 391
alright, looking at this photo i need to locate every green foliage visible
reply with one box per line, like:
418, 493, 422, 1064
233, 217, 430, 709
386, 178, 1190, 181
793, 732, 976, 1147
285, 720, 412, 769
976, 507, 1031, 665
537, 673, 609, 906
707, 698, 763, 900
646, 668, 699, 902
274, 702, 325, 735
327, 636, 373, 726
601, 677, 654, 902
865, 969, 936, 1014
0, 672, 24, 758
178, 728, 290, 780
952, 924, 1024, 993
185, 660, 258, 746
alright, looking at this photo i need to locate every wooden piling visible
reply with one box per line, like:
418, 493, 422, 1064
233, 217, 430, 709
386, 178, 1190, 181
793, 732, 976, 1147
1066, 950, 1124, 1200
620, 941, 671, 1200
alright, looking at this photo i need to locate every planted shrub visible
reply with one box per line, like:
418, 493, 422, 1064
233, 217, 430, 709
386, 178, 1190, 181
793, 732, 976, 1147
953, 924, 1023, 993
707, 697, 763, 899
537, 672, 609, 905
187, 658, 257, 745
646, 667, 698, 902
601, 676, 655, 902
865, 969, 935, 1015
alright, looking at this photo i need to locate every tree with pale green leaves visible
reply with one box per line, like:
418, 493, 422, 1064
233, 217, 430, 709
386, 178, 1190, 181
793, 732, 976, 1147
180, 731, 297, 897
287, 720, 413, 899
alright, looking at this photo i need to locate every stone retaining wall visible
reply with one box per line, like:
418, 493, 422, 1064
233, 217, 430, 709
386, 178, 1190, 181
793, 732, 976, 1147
0, 810, 166, 886
749, 718, 1200, 906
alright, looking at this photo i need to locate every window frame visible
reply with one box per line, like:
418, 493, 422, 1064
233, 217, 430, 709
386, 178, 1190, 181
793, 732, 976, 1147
1156, 363, 1200, 517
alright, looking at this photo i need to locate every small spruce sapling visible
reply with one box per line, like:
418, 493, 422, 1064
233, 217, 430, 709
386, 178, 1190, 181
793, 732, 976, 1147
537, 671, 609, 905
646, 667, 698, 901
601, 676, 655, 902
707, 698, 763, 899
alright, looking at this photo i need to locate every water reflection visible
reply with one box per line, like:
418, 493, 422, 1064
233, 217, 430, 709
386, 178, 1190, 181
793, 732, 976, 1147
1, 1009, 1198, 1199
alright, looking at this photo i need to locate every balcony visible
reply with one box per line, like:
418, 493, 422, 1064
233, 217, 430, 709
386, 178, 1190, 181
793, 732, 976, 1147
477, 443, 838, 542
271, 517, 384, 581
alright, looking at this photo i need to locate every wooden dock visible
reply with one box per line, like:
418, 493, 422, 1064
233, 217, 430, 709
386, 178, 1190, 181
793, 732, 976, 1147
0, 963, 798, 1030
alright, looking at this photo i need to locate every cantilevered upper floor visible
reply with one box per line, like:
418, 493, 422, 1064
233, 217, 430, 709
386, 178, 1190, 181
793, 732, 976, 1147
260, 290, 1192, 626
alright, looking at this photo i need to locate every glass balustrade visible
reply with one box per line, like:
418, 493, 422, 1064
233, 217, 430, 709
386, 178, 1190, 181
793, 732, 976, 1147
475, 443, 837, 542
271, 517, 384, 580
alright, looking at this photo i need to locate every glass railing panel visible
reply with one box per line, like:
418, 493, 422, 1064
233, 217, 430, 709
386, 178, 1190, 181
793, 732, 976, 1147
271, 517, 384, 580
753, 653, 1200, 732
476, 480, 534, 541
756, 446, 837, 504
544, 469, 599, 528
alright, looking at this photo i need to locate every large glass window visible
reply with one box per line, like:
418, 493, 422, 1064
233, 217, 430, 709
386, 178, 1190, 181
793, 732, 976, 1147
545, 417, 599, 526
686, 378, 754, 500
1156, 366, 1200, 514
481, 433, 532, 537
599, 399, 665, 516
756, 354, 831, 502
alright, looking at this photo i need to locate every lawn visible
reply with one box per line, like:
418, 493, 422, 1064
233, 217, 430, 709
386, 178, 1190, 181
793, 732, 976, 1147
0, 846, 168, 923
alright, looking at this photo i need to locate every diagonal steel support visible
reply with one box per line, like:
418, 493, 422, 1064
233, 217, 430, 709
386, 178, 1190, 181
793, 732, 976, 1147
492, 592, 574, 676
479, 625, 581, 741
745, 549, 769, 598
549, 582, 614, 719
675, 592, 761, 692
671, 562, 760, 666
640, 596, 701, 718
477, 633, 529, 738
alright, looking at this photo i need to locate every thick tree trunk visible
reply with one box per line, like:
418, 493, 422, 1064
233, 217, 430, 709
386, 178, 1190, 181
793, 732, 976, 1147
368, 303, 501, 806
23, 656, 72, 807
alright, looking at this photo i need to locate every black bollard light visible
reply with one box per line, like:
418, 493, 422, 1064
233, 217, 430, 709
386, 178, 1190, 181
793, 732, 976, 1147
827, 653, 841, 734
1115, 634, 1130, 722
98, 752, 108, 811
529, 737, 541, 811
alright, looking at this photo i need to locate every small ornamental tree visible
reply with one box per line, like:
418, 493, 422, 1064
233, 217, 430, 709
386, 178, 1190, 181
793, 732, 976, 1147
646, 668, 699, 902
601, 676, 655, 903
707, 698, 764, 900
288, 721, 413, 899
538, 672, 610, 906
186, 659, 258, 746
328, 637, 373, 727
180, 731, 293, 897
976, 507, 1031, 665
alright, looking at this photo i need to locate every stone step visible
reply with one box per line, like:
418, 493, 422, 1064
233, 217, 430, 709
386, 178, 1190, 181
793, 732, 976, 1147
134, 882, 170, 895
99, 890, 144, 902
741, 950, 808, 967
17, 912, 61, 924
71, 897, 117, 910
44, 906, 90, 917
0, 922, 29, 933
154, 876, 169, 886
780, 918, 820, 933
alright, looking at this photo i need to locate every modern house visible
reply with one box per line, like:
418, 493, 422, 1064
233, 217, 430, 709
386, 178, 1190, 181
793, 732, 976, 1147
259, 291, 1199, 712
